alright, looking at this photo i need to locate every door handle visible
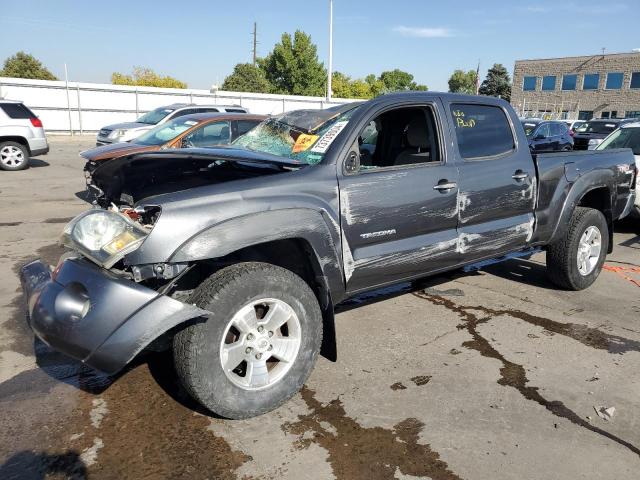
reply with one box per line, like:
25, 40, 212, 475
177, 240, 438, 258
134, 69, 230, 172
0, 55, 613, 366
433, 181, 457, 191
512, 171, 529, 180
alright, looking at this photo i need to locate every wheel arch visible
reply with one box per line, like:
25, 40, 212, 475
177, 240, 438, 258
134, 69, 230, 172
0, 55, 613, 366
0, 136, 31, 154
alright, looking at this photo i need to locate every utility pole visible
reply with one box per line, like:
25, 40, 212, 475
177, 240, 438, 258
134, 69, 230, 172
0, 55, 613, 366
327, 0, 333, 101
252, 22, 257, 66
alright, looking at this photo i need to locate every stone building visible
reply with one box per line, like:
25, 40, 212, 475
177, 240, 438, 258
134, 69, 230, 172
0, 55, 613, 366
511, 52, 640, 120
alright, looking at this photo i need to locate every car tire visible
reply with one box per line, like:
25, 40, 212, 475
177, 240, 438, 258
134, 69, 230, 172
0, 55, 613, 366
562, 145, 573, 151
546, 207, 608, 290
0, 141, 30, 171
173, 262, 323, 419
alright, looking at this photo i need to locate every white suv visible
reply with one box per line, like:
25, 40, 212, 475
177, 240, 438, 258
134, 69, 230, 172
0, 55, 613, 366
96, 103, 249, 146
0, 100, 49, 171
596, 121, 640, 216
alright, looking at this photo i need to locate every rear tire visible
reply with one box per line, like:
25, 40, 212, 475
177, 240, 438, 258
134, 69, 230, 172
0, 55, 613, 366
173, 262, 323, 419
546, 207, 608, 290
0, 141, 29, 171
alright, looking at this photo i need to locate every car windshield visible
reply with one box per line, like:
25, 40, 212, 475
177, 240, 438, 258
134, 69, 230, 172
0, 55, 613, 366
134, 117, 199, 146
522, 122, 539, 137
136, 107, 175, 125
596, 127, 640, 155
232, 104, 360, 165
575, 121, 619, 134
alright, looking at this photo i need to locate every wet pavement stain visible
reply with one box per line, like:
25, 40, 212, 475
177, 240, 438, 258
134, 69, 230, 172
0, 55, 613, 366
0, 222, 21, 227
414, 292, 640, 457
410, 375, 432, 386
43, 217, 74, 224
390, 382, 407, 391
71, 359, 251, 479
283, 386, 462, 480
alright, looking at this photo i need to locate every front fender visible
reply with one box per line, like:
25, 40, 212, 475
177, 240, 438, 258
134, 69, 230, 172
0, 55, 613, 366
170, 208, 345, 300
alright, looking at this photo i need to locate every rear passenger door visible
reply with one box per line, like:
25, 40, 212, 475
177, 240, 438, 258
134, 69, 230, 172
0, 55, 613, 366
447, 102, 536, 260
338, 102, 460, 293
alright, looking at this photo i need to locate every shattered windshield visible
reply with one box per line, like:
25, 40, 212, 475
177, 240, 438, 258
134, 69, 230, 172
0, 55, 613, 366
233, 104, 360, 165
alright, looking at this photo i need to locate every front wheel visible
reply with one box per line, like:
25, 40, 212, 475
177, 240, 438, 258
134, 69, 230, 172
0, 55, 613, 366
173, 262, 323, 419
546, 207, 609, 290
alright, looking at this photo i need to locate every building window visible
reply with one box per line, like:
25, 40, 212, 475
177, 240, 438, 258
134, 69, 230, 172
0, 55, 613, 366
583, 73, 600, 90
542, 76, 556, 91
626, 111, 640, 119
601, 112, 610, 119
631, 73, 640, 89
578, 111, 594, 120
605, 72, 624, 90
523, 76, 537, 91
561, 74, 578, 90
611, 111, 618, 119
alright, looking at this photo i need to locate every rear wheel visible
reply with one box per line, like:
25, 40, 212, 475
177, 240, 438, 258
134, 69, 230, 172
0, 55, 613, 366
546, 207, 608, 290
0, 141, 29, 170
173, 262, 322, 419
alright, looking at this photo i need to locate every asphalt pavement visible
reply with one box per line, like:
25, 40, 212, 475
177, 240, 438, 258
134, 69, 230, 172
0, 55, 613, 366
1, 136, 639, 480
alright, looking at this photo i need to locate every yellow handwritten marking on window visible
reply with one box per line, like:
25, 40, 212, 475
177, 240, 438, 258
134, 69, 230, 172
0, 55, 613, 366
292, 134, 319, 153
452, 110, 466, 118
456, 117, 476, 128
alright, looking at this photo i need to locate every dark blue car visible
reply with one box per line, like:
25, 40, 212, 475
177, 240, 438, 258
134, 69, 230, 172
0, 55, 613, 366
521, 119, 573, 152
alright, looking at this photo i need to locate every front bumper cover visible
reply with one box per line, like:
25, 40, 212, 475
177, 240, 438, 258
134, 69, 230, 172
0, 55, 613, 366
20, 257, 208, 375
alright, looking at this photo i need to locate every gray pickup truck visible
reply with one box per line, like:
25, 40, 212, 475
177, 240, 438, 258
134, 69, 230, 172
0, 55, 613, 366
21, 93, 637, 419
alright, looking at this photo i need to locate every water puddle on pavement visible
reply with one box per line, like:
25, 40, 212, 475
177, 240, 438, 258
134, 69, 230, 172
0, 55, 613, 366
413, 291, 640, 457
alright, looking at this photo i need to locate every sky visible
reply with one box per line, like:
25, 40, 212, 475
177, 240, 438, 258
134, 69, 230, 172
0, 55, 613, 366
1, 0, 639, 92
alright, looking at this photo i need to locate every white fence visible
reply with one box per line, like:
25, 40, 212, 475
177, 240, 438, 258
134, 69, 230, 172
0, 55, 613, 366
0, 77, 356, 133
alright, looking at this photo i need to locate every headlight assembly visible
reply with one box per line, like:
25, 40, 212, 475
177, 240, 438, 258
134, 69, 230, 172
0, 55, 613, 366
61, 210, 148, 268
110, 129, 128, 139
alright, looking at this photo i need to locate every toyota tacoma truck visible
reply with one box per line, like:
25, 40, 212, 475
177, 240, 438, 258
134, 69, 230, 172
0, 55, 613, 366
21, 93, 637, 419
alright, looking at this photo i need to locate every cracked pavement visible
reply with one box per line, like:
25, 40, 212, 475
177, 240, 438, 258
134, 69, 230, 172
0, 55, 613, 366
1, 136, 639, 479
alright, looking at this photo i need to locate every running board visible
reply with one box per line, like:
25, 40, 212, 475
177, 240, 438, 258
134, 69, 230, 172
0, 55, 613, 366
462, 247, 543, 273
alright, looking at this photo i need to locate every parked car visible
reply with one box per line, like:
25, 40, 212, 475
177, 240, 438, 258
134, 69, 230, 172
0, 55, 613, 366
563, 119, 586, 136
95, 103, 249, 146
572, 118, 636, 150
21, 93, 636, 419
596, 121, 640, 216
521, 119, 573, 152
82, 113, 265, 173
0, 100, 49, 171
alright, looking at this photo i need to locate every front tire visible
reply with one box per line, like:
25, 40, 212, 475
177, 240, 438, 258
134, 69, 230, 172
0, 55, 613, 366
546, 207, 608, 290
173, 262, 323, 419
0, 141, 29, 171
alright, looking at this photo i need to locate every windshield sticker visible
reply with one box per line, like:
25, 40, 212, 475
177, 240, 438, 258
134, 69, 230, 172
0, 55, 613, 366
310, 121, 349, 153
292, 133, 319, 153
184, 120, 198, 126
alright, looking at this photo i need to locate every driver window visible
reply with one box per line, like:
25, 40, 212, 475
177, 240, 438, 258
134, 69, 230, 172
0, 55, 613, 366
183, 121, 231, 147
356, 106, 440, 172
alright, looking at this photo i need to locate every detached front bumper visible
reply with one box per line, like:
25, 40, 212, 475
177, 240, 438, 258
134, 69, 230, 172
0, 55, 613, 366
20, 257, 207, 374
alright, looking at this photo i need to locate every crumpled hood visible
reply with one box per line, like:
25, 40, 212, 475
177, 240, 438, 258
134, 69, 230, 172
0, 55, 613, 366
80, 142, 158, 161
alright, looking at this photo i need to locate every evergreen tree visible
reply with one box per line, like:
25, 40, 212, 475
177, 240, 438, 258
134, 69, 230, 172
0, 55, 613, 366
0, 52, 57, 80
478, 64, 511, 101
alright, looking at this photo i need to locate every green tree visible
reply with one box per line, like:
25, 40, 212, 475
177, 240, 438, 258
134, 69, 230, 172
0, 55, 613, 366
448, 69, 478, 95
365, 74, 387, 97
222, 63, 272, 93
111, 67, 187, 89
478, 63, 511, 101
331, 71, 373, 99
0, 52, 57, 80
259, 30, 326, 96
379, 69, 427, 92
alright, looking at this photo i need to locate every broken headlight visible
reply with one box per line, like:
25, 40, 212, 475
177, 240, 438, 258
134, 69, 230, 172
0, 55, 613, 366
61, 209, 148, 268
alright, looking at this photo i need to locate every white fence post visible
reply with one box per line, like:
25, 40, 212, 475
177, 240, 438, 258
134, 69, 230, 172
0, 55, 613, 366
76, 84, 83, 134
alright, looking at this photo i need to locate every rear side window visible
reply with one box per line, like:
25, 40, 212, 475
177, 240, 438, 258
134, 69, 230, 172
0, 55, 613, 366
450, 104, 515, 159
225, 108, 247, 113
0, 103, 36, 119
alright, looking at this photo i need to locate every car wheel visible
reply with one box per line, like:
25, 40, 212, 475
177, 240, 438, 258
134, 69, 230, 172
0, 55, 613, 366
546, 207, 608, 290
173, 262, 323, 419
0, 141, 29, 170
562, 145, 573, 151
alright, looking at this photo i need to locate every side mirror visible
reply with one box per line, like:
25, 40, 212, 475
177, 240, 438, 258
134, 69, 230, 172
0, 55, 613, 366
344, 151, 360, 174
180, 137, 190, 148
534, 134, 546, 140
